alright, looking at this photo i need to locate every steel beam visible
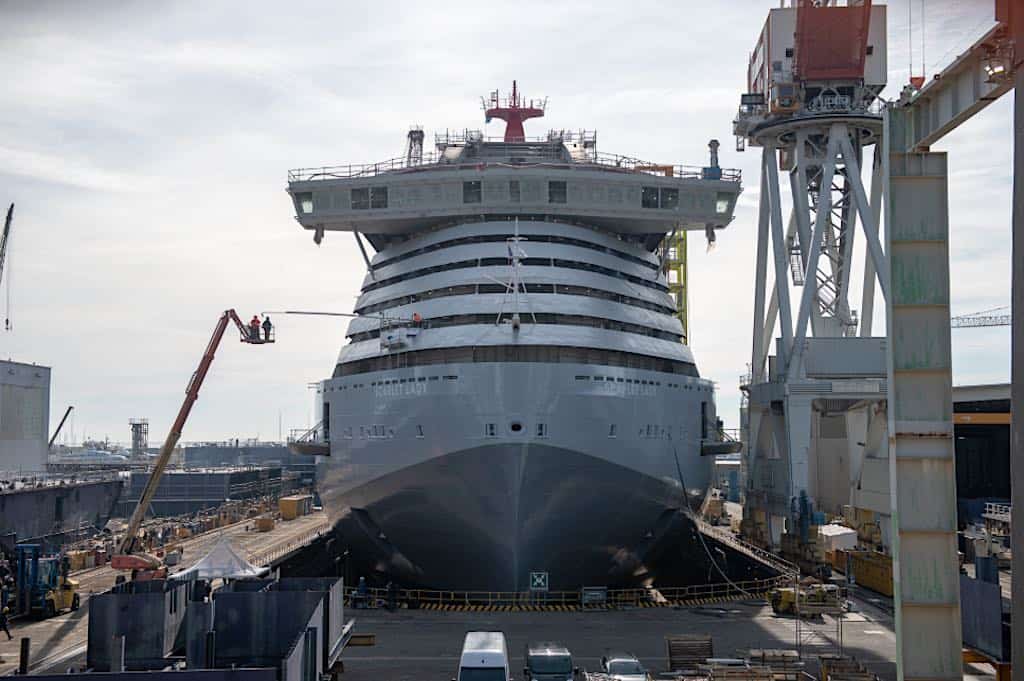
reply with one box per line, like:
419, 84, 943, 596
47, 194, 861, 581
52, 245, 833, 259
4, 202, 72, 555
789, 131, 840, 380
860, 146, 883, 336
885, 110, 962, 680
1011, 62, 1024, 680
903, 23, 1015, 152
764, 146, 795, 364
751, 161, 771, 382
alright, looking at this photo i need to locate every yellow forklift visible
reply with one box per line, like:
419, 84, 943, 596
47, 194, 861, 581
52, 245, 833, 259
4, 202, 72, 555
770, 579, 842, 617
15, 545, 80, 618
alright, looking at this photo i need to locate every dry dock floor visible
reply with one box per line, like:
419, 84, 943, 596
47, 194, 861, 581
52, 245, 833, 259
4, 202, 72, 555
340, 594, 1000, 681
342, 597, 896, 681
0, 512, 328, 675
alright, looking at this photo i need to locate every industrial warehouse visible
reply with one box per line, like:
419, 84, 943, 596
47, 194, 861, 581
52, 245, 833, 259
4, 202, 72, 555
0, 2, 1021, 681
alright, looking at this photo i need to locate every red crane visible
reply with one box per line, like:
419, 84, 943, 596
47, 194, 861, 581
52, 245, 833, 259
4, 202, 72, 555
112, 309, 273, 571
482, 80, 546, 142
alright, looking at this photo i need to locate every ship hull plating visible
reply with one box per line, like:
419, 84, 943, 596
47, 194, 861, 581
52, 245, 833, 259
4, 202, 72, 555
317, 360, 714, 591
329, 442, 704, 591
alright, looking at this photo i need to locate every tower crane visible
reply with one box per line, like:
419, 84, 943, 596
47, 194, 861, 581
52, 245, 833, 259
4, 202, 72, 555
951, 306, 1011, 328
0, 204, 14, 331
111, 309, 274, 573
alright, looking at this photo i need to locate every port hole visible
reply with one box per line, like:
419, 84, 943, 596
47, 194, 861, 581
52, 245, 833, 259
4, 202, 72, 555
510, 422, 523, 433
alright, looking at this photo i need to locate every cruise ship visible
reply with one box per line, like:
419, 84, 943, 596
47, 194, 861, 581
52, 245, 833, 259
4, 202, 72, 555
286, 85, 742, 591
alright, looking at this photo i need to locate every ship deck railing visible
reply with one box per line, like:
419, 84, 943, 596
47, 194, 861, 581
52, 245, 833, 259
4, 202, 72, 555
288, 152, 741, 183
344, 575, 787, 610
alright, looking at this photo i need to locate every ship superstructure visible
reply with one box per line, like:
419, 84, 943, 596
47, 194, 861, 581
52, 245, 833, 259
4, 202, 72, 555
286, 86, 742, 590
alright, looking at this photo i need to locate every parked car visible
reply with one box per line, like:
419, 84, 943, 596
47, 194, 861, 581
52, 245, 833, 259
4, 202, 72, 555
524, 642, 577, 681
600, 651, 648, 681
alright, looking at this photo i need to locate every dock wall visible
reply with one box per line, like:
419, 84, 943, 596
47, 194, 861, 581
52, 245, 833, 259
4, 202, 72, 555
0, 479, 123, 546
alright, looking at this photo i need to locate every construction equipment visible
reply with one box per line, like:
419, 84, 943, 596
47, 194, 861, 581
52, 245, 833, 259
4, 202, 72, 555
14, 545, 80, 619
47, 405, 74, 449
111, 309, 274, 574
769, 581, 842, 617
0, 204, 14, 331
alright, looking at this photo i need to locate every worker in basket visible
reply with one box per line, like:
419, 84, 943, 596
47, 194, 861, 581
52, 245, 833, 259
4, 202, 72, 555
249, 315, 261, 341
262, 315, 273, 341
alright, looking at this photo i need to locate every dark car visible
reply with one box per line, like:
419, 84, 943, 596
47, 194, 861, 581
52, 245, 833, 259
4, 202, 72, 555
524, 642, 577, 681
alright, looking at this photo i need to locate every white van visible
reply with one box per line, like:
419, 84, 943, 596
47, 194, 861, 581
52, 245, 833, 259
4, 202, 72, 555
456, 631, 510, 681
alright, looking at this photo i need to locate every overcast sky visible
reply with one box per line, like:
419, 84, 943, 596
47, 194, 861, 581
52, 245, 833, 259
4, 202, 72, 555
0, 0, 1012, 445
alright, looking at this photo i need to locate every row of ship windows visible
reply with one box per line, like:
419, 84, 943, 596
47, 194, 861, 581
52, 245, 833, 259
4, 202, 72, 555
325, 182, 686, 213
333, 345, 699, 378
331, 422, 698, 440
573, 375, 712, 392
362, 256, 669, 294
322, 375, 459, 391
356, 282, 675, 317
347, 312, 681, 343
372, 231, 658, 273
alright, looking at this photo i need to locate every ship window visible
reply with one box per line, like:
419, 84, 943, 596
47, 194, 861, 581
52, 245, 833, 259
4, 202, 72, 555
296, 192, 314, 214
575, 375, 589, 380
485, 423, 497, 437
351, 188, 370, 210
716, 192, 731, 214
548, 180, 567, 204
608, 424, 617, 438
510, 422, 523, 433
661, 188, 679, 209
463, 181, 482, 204
509, 180, 521, 202
416, 425, 424, 438
370, 186, 388, 209
641, 186, 660, 208
536, 423, 547, 438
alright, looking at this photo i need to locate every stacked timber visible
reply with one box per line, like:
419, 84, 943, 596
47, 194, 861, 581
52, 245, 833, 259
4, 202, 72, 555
744, 650, 803, 681
707, 663, 774, 681
819, 655, 878, 681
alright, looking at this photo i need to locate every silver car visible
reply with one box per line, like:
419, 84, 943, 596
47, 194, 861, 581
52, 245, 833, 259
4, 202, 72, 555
600, 651, 648, 681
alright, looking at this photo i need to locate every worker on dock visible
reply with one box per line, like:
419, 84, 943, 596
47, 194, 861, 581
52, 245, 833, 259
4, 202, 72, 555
249, 315, 261, 341
262, 315, 273, 341
1, 606, 12, 641
354, 576, 368, 609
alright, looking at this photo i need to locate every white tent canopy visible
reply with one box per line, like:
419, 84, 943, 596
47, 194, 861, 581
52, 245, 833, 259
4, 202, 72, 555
170, 534, 269, 581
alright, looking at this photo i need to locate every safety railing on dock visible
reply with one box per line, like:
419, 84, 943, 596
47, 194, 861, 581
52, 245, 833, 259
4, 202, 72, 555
345, 575, 786, 611
247, 521, 330, 567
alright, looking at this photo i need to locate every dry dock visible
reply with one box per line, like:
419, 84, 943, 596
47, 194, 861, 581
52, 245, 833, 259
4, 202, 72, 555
0, 512, 328, 675
339, 595, 900, 681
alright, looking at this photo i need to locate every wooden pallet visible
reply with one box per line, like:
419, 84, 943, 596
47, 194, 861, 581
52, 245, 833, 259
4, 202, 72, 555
666, 634, 714, 671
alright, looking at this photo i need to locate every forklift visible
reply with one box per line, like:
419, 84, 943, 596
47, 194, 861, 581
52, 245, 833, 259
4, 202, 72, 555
15, 545, 80, 619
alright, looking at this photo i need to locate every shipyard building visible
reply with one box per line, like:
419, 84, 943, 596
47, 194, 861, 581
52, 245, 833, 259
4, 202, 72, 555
0, 359, 50, 473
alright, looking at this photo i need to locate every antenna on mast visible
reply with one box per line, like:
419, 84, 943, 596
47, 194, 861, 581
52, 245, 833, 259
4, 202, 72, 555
482, 80, 547, 142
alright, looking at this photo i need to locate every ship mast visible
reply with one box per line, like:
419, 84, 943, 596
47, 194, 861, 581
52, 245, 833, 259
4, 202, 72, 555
482, 80, 546, 142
